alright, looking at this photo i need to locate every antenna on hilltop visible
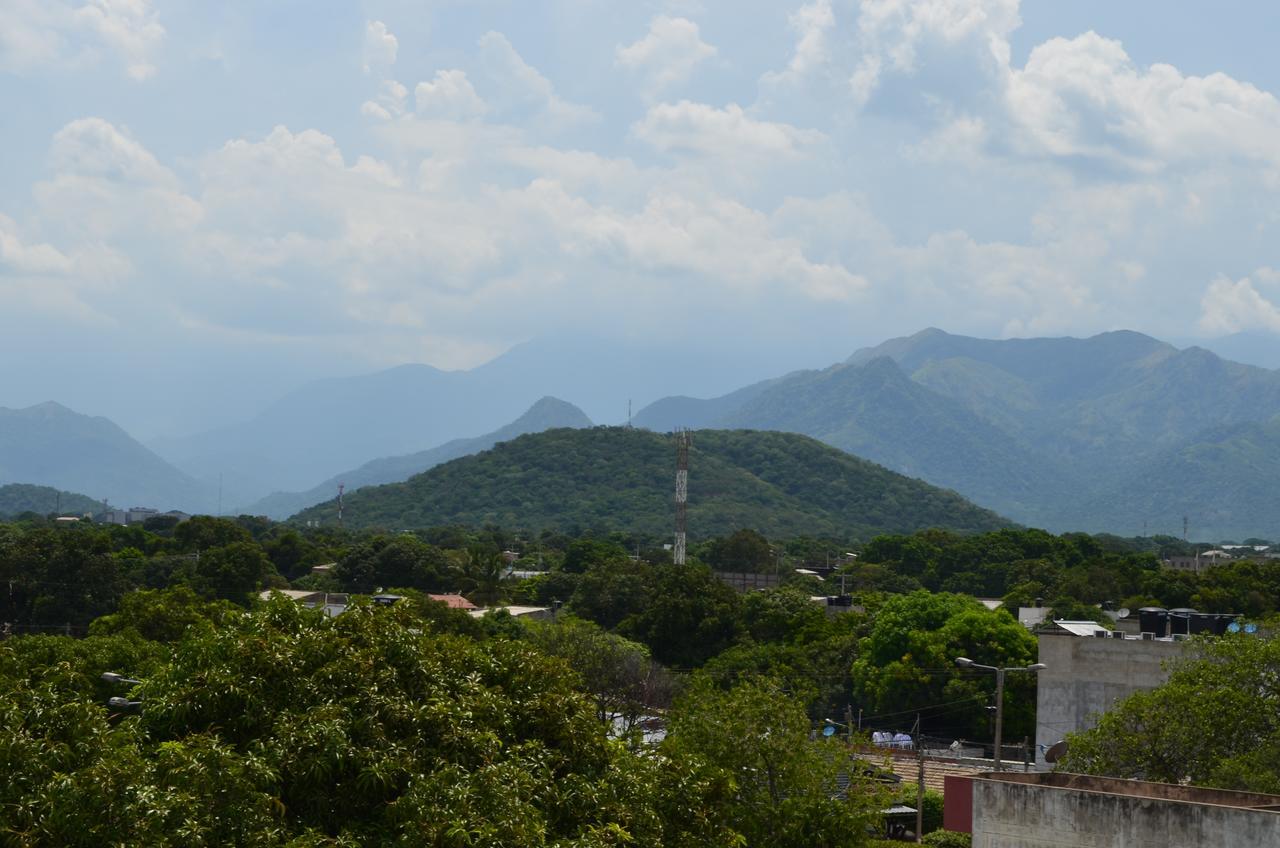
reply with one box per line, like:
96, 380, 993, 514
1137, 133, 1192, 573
337, 483, 345, 528
674, 430, 691, 565
1183, 515, 1189, 541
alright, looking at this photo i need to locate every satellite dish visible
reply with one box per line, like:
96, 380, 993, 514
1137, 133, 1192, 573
1103, 607, 1131, 621
1045, 740, 1068, 764
822, 724, 837, 737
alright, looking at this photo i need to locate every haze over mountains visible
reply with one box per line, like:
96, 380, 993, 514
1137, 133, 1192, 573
146, 336, 821, 506
0, 403, 212, 513
242, 397, 593, 520
5, 328, 1280, 539
636, 329, 1280, 539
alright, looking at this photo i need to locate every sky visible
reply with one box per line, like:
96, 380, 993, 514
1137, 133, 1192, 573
3, 0, 1280, 437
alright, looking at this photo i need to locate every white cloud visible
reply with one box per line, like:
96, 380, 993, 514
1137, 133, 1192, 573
35, 118, 201, 238
362, 20, 398, 74
477, 31, 597, 129
761, 0, 835, 90
633, 101, 826, 157
616, 15, 717, 94
0, 0, 164, 79
1007, 32, 1280, 172
855, 0, 1020, 76
1199, 270, 1280, 335
361, 79, 409, 120
0, 214, 74, 275
414, 70, 487, 120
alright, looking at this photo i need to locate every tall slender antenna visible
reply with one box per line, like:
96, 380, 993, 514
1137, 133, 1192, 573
674, 430, 691, 565
337, 483, 345, 527
1183, 515, 1188, 541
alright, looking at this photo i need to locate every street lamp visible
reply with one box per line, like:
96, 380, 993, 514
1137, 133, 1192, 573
955, 658, 1047, 770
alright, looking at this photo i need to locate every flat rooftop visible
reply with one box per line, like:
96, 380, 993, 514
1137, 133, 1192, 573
977, 772, 1280, 812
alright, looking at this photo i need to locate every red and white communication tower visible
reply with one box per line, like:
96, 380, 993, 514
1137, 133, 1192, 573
674, 430, 691, 565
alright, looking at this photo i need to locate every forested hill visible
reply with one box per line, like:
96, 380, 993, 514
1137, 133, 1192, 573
0, 483, 101, 518
291, 427, 1010, 538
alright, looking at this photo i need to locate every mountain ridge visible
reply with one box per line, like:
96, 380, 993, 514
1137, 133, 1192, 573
290, 426, 1011, 538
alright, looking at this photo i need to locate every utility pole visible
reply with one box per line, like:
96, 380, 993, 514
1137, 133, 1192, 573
955, 658, 1047, 771
914, 714, 924, 843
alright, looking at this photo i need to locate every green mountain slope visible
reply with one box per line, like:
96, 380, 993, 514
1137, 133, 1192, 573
0, 403, 212, 512
242, 397, 593, 519
0, 484, 102, 518
634, 328, 1280, 536
715, 357, 1067, 520
291, 427, 1011, 538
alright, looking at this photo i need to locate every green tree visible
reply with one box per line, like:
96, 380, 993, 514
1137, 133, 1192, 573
664, 676, 886, 847
0, 598, 745, 846
702, 528, 775, 572
620, 564, 744, 668
524, 616, 674, 735
850, 591, 1037, 740
190, 541, 272, 604
172, 516, 253, 553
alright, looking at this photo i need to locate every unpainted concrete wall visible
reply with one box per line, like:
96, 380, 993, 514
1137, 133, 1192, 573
1035, 634, 1185, 764
971, 778, 1280, 848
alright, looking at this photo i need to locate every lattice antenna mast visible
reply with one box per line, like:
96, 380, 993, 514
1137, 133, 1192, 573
674, 430, 691, 565
337, 483, 345, 527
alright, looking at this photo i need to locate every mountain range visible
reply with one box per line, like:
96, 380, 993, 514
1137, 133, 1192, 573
241, 397, 593, 519
291, 427, 1010, 538
8, 327, 1280, 539
146, 336, 828, 506
635, 329, 1280, 539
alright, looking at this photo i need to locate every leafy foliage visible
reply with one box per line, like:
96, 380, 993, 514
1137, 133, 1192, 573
850, 591, 1037, 739
0, 599, 750, 846
664, 676, 887, 848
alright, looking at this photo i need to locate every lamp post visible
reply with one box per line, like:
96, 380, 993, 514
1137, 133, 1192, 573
955, 658, 1046, 770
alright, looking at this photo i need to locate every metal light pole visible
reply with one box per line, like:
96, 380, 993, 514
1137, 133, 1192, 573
955, 658, 1046, 770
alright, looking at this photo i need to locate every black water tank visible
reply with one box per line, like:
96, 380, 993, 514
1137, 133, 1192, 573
1169, 608, 1196, 636
1189, 612, 1216, 635
1211, 614, 1237, 636
1138, 607, 1169, 637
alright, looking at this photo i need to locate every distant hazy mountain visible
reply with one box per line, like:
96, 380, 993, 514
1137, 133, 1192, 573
291, 427, 1011, 538
242, 397, 593, 519
0, 403, 212, 512
1187, 331, 1280, 371
0, 483, 102, 518
151, 336, 831, 506
1062, 415, 1280, 540
634, 328, 1280, 537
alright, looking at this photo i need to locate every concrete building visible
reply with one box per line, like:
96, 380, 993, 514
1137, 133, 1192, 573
948, 772, 1280, 847
1035, 626, 1187, 765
